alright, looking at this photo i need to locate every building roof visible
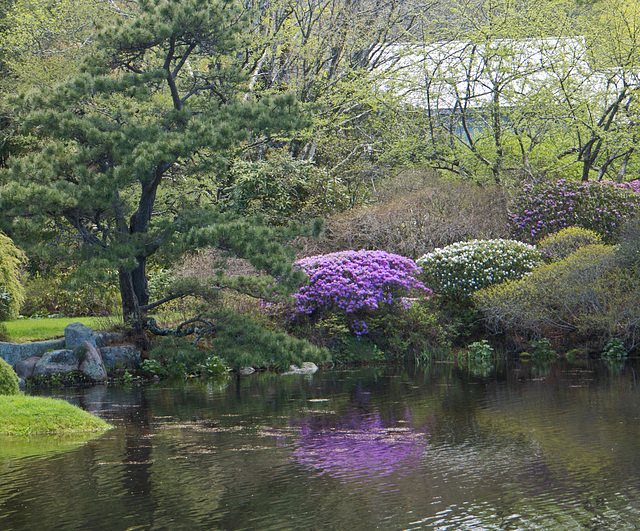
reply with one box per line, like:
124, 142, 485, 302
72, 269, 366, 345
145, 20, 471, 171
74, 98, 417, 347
376, 38, 629, 110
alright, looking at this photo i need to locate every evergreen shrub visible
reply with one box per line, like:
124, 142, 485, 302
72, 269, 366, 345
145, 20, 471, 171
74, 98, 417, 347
208, 310, 331, 371
473, 244, 639, 350
618, 216, 640, 274
22, 268, 120, 317
509, 179, 640, 243
537, 227, 603, 262
0, 232, 26, 320
417, 239, 542, 300
292, 250, 430, 337
228, 153, 349, 222
150, 310, 331, 375
0, 357, 20, 395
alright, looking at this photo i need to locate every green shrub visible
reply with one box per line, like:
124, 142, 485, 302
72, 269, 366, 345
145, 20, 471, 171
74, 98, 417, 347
602, 338, 627, 358
149, 310, 331, 375
538, 227, 603, 262
467, 339, 494, 359
0, 357, 20, 395
529, 338, 557, 358
0, 232, 26, 320
209, 309, 331, 371
351, 299, 451, 363
417, 239, 542, 299
22, 268, 120, 317
148, 337, 211, 378
618, 216, 640, 274
228, 152, 349, 223
473, 244, 639, 349
509, 179, 640, 243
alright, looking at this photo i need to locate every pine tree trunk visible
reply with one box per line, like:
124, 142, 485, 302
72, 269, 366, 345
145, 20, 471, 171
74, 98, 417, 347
119, 258, 149, 333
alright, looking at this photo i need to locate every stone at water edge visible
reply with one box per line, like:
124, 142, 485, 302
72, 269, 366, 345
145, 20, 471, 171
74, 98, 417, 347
239, 367, 255, 376
100, 346, 142, 370
14, 356, 41, 380
78, 341, 108, 381
33, 350, 79, 376
0, 339, 65, 368
65, 322, 97, 350
282, 362, 318, 375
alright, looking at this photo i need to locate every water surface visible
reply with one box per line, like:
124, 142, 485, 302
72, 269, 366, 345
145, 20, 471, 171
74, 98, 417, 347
2, 360, 640, 529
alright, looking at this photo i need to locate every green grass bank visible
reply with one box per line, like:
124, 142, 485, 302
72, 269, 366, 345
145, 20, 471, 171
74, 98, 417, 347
0, 395, 112, 435
1, 316, 113, 343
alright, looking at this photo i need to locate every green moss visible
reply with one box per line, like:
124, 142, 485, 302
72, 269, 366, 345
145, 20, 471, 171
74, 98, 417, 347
0, 357, 20, 395
0, 395, 111, 435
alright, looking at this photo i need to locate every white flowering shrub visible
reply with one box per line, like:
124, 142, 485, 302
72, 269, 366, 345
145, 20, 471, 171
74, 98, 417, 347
417, 239, 542, 299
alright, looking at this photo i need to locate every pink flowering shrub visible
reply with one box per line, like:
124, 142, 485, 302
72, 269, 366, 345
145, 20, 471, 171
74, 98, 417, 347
292, 250, 431, 336
509, 179, 640, 243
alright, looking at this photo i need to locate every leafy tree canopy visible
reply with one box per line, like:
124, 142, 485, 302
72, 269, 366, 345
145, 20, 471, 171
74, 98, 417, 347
0, 0, 310, 328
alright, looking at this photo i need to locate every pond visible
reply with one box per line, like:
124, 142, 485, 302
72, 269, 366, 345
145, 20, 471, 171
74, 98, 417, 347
2, 359, 640, 529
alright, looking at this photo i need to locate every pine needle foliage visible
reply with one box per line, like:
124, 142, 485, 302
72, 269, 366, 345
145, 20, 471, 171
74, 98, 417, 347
0, 0, 307, 328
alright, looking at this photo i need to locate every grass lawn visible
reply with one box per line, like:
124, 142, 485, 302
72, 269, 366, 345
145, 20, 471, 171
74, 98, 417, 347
1, 316, 121, 343
0, 395, 112, 435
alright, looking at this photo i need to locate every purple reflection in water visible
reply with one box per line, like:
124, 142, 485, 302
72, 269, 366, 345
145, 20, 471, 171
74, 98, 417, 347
292, 409, 431, 481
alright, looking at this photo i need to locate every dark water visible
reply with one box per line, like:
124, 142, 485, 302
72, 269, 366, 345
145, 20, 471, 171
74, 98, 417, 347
2, 360, 640, 530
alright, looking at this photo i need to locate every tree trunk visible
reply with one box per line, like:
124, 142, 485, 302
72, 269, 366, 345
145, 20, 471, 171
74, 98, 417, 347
119, 257, 149, 333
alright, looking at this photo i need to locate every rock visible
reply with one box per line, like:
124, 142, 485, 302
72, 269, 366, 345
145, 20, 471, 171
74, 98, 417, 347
100, 345, 142, 370
282, 362, 318, 375
95, 332, 125, 348
33, 349, 79, 376
65, 322, 97, 350
78, 341, 107, 381
14, 356, 41, 380
239, 366, 255, 376
0, 339, 66, 368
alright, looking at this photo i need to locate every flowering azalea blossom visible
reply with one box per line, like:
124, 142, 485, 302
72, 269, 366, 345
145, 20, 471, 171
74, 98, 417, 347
292, 250, 430, 336
509, 179, 640, 243
417, 239, 542, 298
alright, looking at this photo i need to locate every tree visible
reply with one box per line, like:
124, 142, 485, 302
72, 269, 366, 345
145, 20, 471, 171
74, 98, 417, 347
0, 0, 306, 329
238, 0, 435, 200
376, 0, 640, 186
0, 231, 25, 320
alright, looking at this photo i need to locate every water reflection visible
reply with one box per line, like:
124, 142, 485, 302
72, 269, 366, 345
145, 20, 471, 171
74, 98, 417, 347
2, 361, 640, 529
293, 387, 432, 481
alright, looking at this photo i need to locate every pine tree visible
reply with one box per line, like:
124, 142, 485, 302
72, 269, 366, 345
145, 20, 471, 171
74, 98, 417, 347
0, 0, 306, 329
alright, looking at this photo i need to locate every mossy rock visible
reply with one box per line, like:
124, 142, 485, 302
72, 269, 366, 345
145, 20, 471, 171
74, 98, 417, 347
0, 357, 20, 395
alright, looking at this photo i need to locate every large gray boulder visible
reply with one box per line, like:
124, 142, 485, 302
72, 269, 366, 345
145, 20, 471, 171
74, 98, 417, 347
33, 349, 79, 376
78, 341, 107, 381
65, 322, 97, 350
100, 345, 142, 370
0, 339, 66, 367
14, 356, 41, 380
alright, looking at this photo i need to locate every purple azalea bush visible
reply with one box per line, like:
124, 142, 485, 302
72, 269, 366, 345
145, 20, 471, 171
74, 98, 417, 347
509, 179, 640, 243
292, 250, 430, 336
